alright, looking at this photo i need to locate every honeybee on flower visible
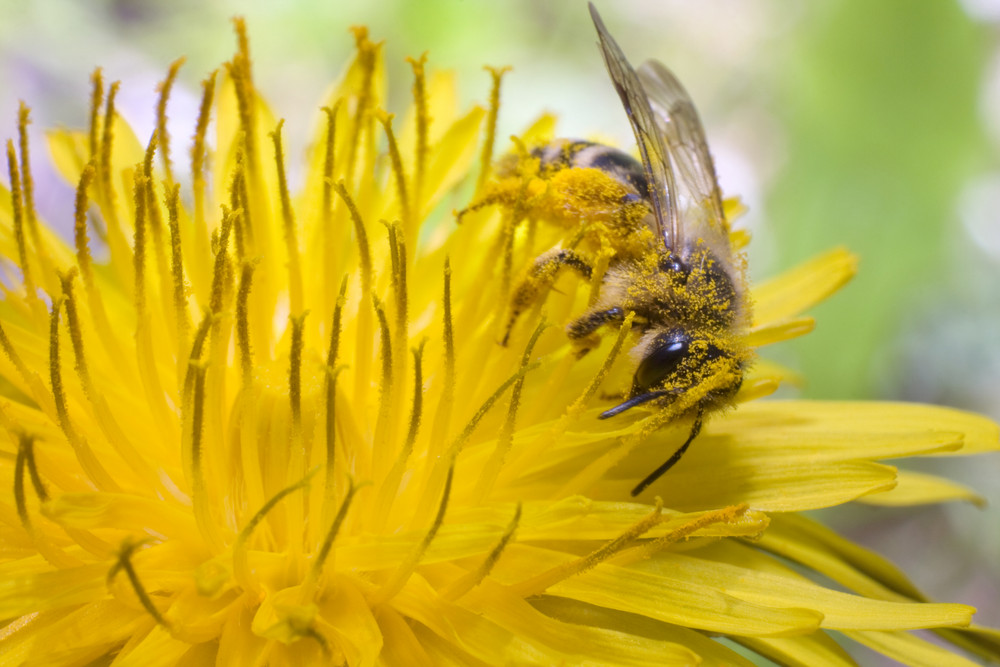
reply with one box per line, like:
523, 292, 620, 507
463, 5, 751, 495
0, 7, 996, 667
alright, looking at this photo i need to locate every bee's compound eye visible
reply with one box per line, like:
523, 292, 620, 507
621, 192, 643, 205
634, 332, 689, 391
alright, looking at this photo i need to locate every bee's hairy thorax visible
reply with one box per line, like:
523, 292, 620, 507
531, 139, 650, 199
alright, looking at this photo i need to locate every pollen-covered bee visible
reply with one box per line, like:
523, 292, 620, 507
464, 5, 752, 496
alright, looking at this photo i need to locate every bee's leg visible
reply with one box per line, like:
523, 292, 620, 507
455, 190, 506, 224
503, 249, 592, 345
567, 306, 625, 339
566, 306, 625, 354
630, 409, 704, 497
455, 176, 527, 223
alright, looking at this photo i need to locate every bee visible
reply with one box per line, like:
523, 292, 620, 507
465, 4, 752, 496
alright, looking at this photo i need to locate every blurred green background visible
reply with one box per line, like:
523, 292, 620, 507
2, 0, 999, 660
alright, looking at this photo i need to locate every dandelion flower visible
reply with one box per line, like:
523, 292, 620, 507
2, 20, 999, 667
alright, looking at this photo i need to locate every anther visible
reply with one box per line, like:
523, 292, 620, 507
376, 111, 411, 232
109, 539, 170, 628
477, 66, 512, 192
271, 120, 304, 314
154, 57, 185, 182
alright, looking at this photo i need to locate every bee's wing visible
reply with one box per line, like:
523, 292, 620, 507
589, 3, 680, 251
637, 60, 731, 257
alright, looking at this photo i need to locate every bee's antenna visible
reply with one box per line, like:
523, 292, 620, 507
598, 389, 670, 419
630, 409, 704, 496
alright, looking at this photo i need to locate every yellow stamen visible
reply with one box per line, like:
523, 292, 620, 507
0, 322, 31, 384
234, 295, 266, 526
57, 270, 91, 391
235, 160, 256, 253
232, 17, 251, 77
289, 311, 307, 437
72, 164, 96, 286
191, 71, 218, 297
373, 465, 453, 606
13, 434, 41, 529
509, 499, 664, 598
372, 296, 393, 481
155, 57, 185, 183
335, 180, 375, 400
61, 269, 163, 492
404, 341, 426, 455
208, 207, 234, 318
201, 220, 235, 527
441, 502, 522, 601
108, 539, 169, 629
371, 339, 425, 531
132, 160, 178, 449
382, 220, 408, 352
429, 259, 455, 451
324, 277, 349, 485
71, 164, 119, 366
320, 104, 340, 230
502, 312, 634, 492
98, 80, 121, 232
332, 181, 372, 296
230, 19, 257, 166
319, 102, 342, 307
307, 476, 362, 590
236, 260, 257, 389
142, 134, 171, 313
87, 69, 103, 160
17, 103, 52, 292
165, 183, 191, 366
406, 53, 429, 214
187, 360, 223, 551
375, 111, 411, 235
21, 435, 47, 501
48, 298, 116, 492
188, 361, 208, 481
182, 311, 214, 410
499, 213, 516, 313
132, 167, 148, 318
229, 163, 247, 261
616, 504, 752, 565
233, 467, 319, 594
475, 319, 547, 503
381, 219, 409, 443
271, 120, 304, 315
476, 66, 511, 193
227, 41, 274, 328
415, 360, 539, 525
568, 311, 635, 414
13, 431, 87, 566
6, 140, 37, 299
345, 27, 378, 185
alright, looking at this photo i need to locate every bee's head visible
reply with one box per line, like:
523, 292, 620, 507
598, 328, 742, 419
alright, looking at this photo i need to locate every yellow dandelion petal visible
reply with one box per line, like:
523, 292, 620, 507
859, 470, 987, 507
737, 631, 857, 667
844, 629, 983, 667
0, 14, 997, 667
751, 246, 858, 327
756, 512, 929, 601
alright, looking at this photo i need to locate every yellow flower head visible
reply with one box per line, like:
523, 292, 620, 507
2, 19, 999, 666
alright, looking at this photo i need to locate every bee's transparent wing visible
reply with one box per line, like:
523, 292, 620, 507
637, 60, 730, 255
589, 3, 679, 251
